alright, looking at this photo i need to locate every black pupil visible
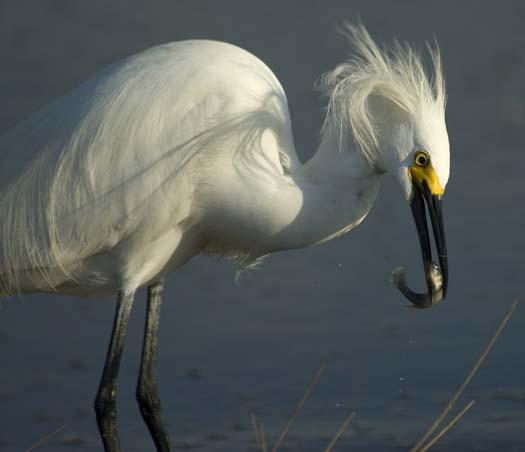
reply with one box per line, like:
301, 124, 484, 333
418, 156, 426, 165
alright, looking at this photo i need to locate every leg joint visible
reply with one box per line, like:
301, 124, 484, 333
95, 384, 118, 420
136, 380, 162, 415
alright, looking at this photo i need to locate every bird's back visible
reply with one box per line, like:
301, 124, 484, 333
0, 40, 298, 295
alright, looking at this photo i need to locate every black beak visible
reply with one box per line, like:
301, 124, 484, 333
392, 182, 448, 308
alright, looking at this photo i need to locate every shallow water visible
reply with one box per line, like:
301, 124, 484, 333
1, 1, 525, 451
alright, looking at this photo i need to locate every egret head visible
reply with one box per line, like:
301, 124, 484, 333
321, 23, 449, 308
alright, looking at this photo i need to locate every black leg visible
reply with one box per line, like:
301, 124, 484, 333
136, 279, 172, 451
94, 290, 135, 452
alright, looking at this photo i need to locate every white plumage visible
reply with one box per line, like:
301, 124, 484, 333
0, 24, 448, 299
0, 39, 294, 295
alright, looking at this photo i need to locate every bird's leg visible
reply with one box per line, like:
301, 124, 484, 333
136, 279, 172, 452
94, 290, 135, 452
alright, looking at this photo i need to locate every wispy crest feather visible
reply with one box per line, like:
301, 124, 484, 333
320, 23, 446, 164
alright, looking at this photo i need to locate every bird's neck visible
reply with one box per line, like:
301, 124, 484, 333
266, 131, 381, 252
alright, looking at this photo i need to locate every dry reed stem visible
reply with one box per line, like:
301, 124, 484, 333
271, 361, 328, 452
23, 424, 68, 452
418, 400, 476, 452
251, 412, 262, 451
411, 300, 518, 452
260, 422, 268, 452
323, 410, 357, 452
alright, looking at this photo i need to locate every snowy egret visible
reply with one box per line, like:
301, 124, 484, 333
0, 24, 449, 451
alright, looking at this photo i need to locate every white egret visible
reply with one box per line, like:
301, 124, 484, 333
0, 24, 450, 451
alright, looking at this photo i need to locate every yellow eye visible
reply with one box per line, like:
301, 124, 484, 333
414, 151, 429, 167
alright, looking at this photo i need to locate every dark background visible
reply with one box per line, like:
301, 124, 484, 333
1, 1, 525, 451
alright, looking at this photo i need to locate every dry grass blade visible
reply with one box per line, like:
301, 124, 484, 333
324, 410, 356, 452
251, 412, 262, 451
23, 424, 68, 452
411, 300, 518, 452
418, 400, 476, 452
271, 362, 328, 452
260, 422, 268, 452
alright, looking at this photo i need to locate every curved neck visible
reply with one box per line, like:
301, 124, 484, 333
266, 131, 381, 251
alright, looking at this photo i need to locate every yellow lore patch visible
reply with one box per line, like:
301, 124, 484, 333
409, 163, 444, 195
